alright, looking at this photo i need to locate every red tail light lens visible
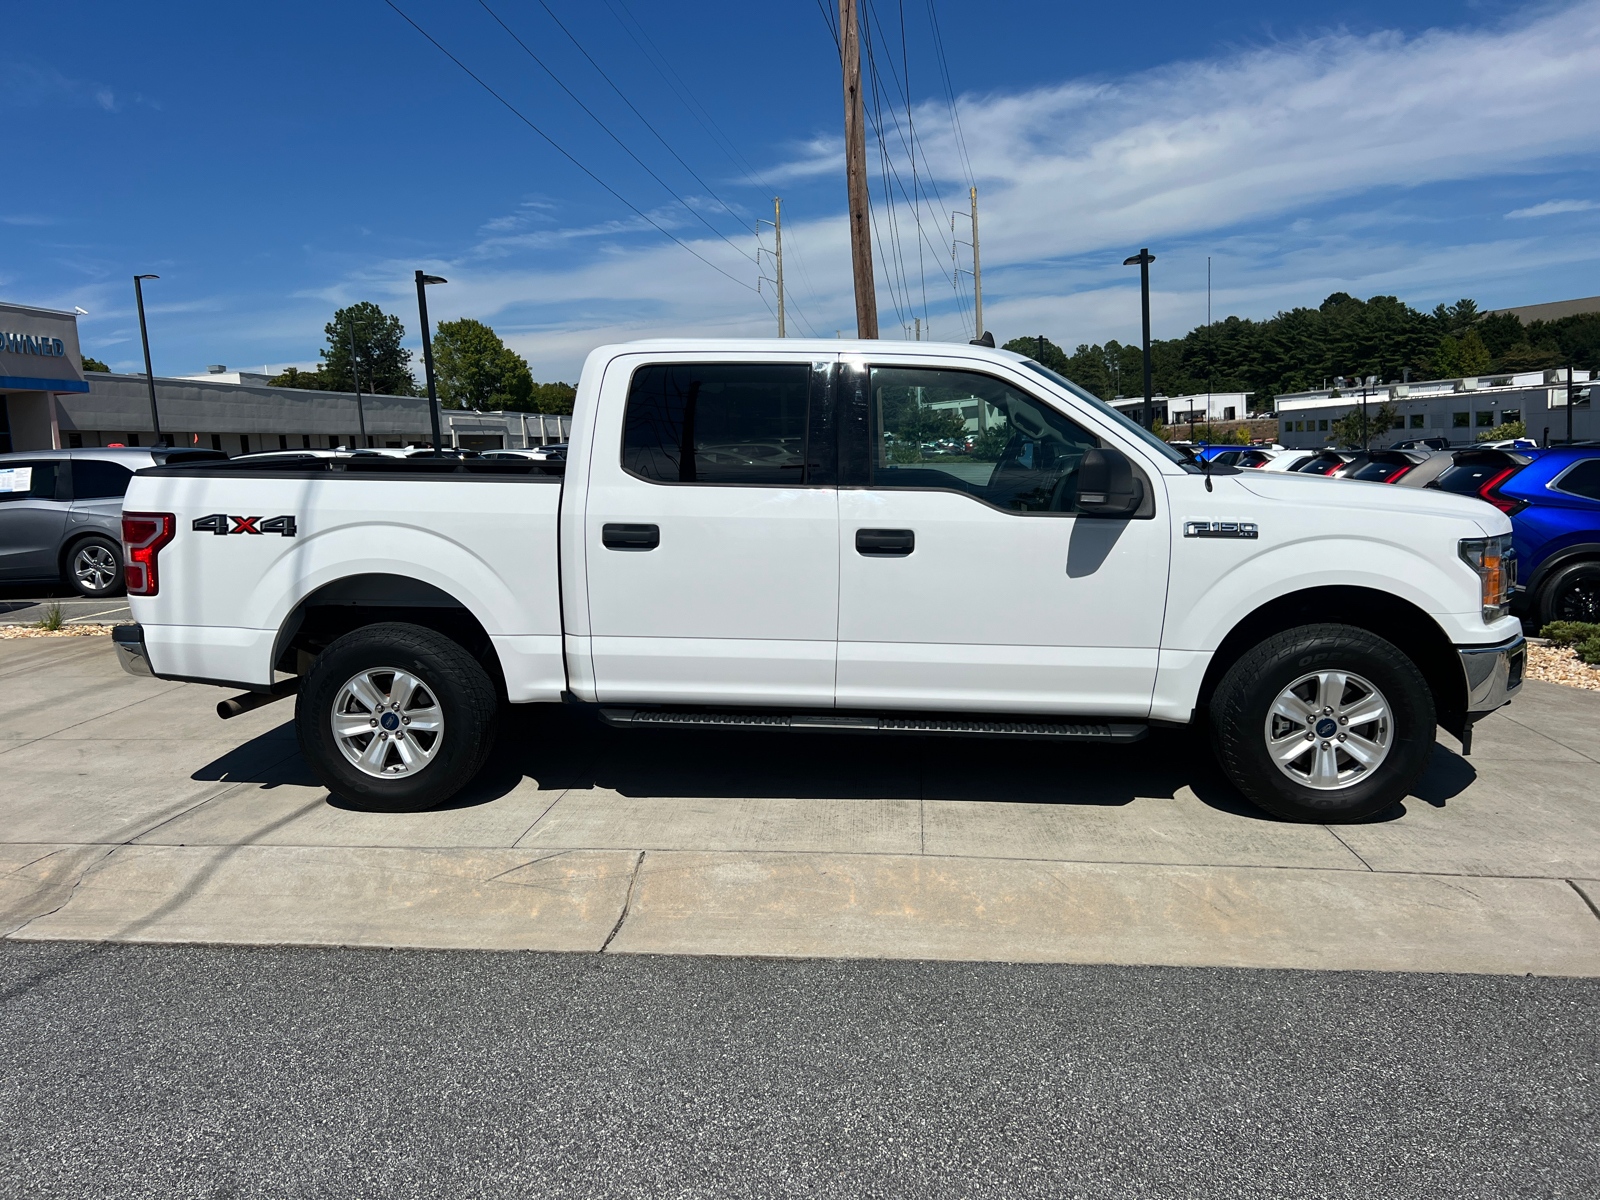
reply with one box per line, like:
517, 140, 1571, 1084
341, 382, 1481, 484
1477, 467, 1527, 515
1384, 465, 1413, 483
122, 512, 175, 595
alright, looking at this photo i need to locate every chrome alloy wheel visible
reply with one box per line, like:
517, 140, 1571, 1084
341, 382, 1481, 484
330, 668, 445, 778
1264, 670, 1392, 791
74, 544, 118, 592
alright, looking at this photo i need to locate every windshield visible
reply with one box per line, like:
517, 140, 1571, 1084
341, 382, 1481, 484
1019, 360, 1193, 468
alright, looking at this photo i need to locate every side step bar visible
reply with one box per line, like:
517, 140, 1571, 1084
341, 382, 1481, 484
600, 708, 1146, 743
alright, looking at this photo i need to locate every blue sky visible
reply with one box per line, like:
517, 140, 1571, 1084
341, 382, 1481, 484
5, 0, 1599, 381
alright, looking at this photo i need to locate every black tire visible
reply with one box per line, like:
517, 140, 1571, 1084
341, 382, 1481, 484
295, 622, 499, 813
1209, 623, 1436, 823
66, 536, 125, 597
1537, 560, 1600, 625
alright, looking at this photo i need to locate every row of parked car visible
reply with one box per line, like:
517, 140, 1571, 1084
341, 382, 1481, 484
0, 444, 566, 599
1196, 442, 1600, 624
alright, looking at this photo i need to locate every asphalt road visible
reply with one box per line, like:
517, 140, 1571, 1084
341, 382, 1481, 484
0, 586, 130, 626
1, 942, 1593, 1199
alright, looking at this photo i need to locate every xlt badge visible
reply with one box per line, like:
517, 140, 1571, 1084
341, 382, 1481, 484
192, 514, 297, 537
1185, 520, 1258, 539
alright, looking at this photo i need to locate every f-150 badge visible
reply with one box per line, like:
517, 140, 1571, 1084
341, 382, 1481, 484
1184, 520, 1258, 539
192, 514, 297, 536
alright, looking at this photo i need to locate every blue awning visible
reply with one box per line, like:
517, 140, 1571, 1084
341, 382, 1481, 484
0, 375, 91, 393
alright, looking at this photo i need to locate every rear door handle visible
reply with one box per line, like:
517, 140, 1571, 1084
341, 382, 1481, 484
856, 528, 914, 556
602, 523, 660, 551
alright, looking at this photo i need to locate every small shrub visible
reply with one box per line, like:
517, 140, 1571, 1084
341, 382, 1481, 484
32, 603, 64, 632
1476, 420, 1527, 443
1540, 621, 1600, 647
1577, 637, 1600, 666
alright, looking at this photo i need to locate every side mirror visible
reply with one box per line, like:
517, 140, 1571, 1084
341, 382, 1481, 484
1076, 447, 1143, 517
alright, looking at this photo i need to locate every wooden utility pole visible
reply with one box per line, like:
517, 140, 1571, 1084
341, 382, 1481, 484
840, 0, 877, 338
970, 186, 983, 342
774, 197, 785, 339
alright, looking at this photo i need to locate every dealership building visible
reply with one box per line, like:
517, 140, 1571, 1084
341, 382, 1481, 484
1273, 370, 1596, 449
1, 300, 570, 456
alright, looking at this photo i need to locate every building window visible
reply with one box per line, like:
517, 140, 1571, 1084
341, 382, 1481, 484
1283, 421, 1293, 436
1410, 414, 1425, 429
1392, 417, 1405, 430
128, 433, 140, 447
211, 434, 223, 451
1223, 406, 1236, 421
240, 434, 250, 454
1295, 421, 1304, 432
1453, 412, 1469, 428
1476, 411, 1494, 427
301, 434, 311, 448
67, 431, 84, 448
279, 434, 289, 450
1502, 409, 1521, 423
1319, 419, 1329, 431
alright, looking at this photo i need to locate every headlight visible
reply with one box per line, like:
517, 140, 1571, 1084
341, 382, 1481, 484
1459, 535, 1516, 622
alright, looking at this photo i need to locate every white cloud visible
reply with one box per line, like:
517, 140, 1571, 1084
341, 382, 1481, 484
1506, 198, 1599, 218
302, 1, 1600, 376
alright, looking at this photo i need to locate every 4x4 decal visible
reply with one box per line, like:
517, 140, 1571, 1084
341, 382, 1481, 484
192, 514, 297, 537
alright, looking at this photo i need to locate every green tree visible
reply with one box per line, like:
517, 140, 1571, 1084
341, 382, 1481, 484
1001, 335, 1072, 374
81, 355, 110, 373
430, 318, 534, 411
267, 366, 329, 389
1477, 420, 1527, 443
1330, 399, 1400, 448
320, 302, 416, 396
1432, 335, 1462, 379
1458, 328, 1491, 375
528, 381, 577, 415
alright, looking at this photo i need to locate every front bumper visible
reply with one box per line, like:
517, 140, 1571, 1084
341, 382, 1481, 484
1458, 634, 1526, 714
112, 622, 153, 678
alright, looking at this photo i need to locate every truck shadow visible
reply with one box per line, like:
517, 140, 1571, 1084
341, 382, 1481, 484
191, 705, 1479, 823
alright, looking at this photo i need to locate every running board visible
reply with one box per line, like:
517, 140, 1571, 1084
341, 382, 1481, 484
600, 708, 1146, 743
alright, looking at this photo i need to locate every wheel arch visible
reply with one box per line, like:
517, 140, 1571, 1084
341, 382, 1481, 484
1196, 585, 1466, 733
1526, 542, 1600, 597
272, 573, 507, 700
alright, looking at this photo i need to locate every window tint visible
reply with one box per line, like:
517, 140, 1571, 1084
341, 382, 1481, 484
1349, 460, 1409, 482
72, 459, 134, 499
1016, 360, 1188, 466
866, 367, 1099, 513
0, 461, 60, 502
1433, 457, 1514, 495
623, 363, 811, 484
1553, 458, 1600, 501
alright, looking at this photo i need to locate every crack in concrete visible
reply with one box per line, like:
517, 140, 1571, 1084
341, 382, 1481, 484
1566, 880, 1600, 924
600, 851, 645, 952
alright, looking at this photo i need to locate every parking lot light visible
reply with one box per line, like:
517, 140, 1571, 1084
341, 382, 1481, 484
133, 275, 165, 447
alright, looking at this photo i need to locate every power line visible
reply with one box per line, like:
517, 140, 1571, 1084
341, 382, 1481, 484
527, 0, 758, 235
383, 0, 757, 294
475, 0, 756, 263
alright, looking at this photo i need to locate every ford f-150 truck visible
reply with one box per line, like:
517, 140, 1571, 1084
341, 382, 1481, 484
111, 340, 1525, 823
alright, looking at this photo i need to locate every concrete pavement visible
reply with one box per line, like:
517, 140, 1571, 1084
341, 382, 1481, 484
2, 636, 1598, 973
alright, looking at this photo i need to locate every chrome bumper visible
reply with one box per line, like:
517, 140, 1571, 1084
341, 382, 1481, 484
1458, 634, 1526, 714
112, 622, 153, 678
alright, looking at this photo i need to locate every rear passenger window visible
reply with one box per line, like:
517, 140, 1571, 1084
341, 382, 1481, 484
0, 461, 61, 502
71, 460, 135, 499
623, 363, 811, 485
1553, 459, 1600, 501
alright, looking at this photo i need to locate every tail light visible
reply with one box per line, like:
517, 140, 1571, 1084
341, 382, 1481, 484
122, 512, 175, 595
1477, 466, 1527, 515
1384, 465, 1413, 484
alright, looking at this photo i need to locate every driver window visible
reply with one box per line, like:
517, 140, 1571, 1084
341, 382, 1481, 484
867, 367, 1099, 513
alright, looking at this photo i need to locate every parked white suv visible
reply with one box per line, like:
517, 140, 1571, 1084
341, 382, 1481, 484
112, 340, 1524, 823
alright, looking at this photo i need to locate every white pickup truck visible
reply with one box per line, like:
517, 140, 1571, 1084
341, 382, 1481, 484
113, 339, 1525, 823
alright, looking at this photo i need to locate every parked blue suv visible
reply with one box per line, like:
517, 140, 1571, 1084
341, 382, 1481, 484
1428, 445, 1600, 623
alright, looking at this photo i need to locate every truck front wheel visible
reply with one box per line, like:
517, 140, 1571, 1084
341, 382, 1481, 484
1210, 623, 1436, 823
296, 622, 499, 812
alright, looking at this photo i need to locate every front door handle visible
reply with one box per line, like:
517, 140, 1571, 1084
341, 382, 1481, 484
856, 528, 914, 556
602, 523, 659, 551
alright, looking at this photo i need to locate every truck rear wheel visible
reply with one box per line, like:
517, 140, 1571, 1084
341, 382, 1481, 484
295, 622, 499, 812
1209, 623, 1435, 823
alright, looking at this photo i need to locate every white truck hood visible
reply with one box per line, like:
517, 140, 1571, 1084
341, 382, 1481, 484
1232, 470, 1512, 537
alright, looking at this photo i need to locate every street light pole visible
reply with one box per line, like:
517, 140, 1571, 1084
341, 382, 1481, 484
414, 271, 447, 454
133, 275, 165, 447
1122, 249, 1156, 429
348, 316, 368, 448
